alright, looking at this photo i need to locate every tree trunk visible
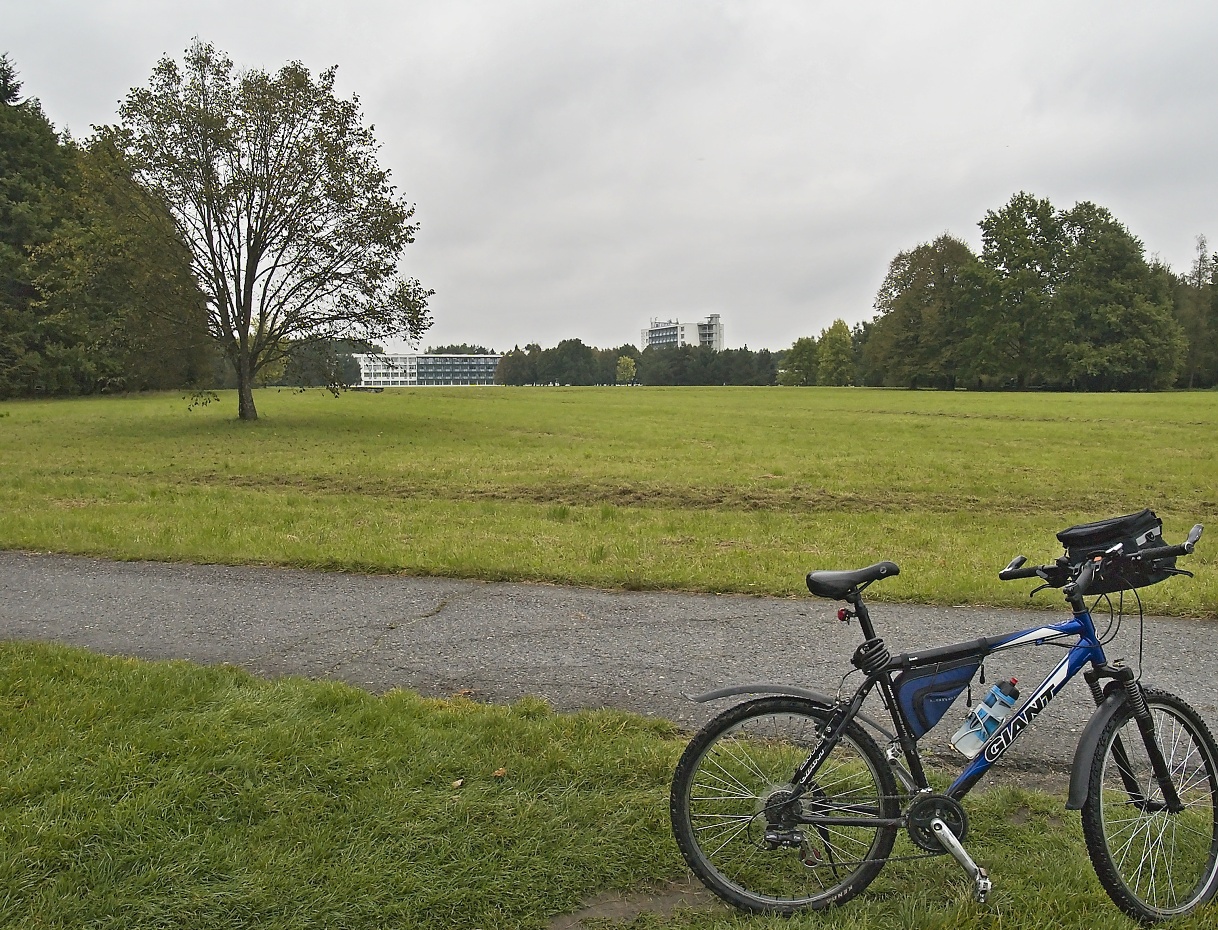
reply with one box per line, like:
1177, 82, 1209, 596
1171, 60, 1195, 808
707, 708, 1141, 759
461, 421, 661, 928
235, 350, 258, 420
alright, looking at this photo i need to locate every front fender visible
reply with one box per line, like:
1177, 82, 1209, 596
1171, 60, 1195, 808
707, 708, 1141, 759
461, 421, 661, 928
1065, 689, 1127, 810
690, 682, 896, 743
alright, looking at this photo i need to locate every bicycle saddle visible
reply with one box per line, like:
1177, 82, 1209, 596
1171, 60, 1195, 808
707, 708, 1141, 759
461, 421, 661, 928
806, 561, 900, 600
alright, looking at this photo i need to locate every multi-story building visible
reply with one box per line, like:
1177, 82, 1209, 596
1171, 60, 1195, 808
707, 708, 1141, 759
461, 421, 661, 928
640, 313, 724, 352
353, 353, 501, 387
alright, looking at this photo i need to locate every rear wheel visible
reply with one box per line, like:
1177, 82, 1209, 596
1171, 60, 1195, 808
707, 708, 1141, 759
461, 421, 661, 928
1081, 688, 1218, 922
670, 697, 899, 913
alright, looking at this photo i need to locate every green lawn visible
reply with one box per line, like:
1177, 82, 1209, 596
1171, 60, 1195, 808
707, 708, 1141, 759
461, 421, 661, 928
0, 386, 1215, 614
3, 642, 1214, 930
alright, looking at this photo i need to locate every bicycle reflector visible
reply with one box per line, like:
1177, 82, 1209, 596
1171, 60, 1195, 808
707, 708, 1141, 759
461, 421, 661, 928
837, 607, 853, 623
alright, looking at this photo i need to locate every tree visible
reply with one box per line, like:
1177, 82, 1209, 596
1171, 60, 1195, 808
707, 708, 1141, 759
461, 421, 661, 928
29, 136, 212, 394
0, 53, 72, 397
537, 338, 597, 385
1051, 201, 1184, 390
778, 336, 818, 385
976, 192, 1063, 388
495, 344, 539, 385
615, 355, 636, 384
1173, 235, 1217, 388
867, 234, 981, 389
817, 319, 855, 385
116, 41, 433, 419
280, 337, 378, 388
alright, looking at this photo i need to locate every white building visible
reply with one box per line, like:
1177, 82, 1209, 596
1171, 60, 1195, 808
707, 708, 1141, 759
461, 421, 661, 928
640, 313, 724, 352
353, 354, 501, 387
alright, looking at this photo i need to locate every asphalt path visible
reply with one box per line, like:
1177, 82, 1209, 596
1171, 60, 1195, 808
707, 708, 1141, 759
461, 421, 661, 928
3, 550, 1216, 774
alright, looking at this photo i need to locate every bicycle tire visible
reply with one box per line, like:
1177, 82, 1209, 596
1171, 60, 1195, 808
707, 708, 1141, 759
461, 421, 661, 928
670, 696, 899, 913
1080, 688, 1218, 922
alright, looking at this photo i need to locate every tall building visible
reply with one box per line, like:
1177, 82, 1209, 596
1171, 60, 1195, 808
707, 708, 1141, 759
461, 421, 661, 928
640, 313, 724, 352
353, 354, 501, 387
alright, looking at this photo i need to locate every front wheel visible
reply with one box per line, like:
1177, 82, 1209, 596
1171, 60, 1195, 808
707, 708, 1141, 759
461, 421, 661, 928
1081, 688, 1218, 922
670, 697, 899, 913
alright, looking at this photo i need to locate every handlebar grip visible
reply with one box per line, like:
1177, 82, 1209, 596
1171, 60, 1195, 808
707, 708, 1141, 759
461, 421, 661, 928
1137, 525, 1203, 562
1135, 542, 1189, 561
999, 564, 1044, 581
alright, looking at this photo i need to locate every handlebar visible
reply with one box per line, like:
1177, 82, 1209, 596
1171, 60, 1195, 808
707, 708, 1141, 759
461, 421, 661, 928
997, 523, 1203, 596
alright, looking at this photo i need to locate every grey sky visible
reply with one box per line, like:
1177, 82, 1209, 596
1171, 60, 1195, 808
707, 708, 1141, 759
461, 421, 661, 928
6, 1, 1217, 353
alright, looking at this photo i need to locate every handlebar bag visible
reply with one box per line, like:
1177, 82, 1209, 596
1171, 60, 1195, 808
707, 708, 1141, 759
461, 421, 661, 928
893, 657, 981, 738
1056, 509, 1175, 593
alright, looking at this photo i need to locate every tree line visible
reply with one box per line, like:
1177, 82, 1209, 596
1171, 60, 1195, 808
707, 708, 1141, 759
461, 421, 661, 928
1, 45, 430, 416
846, 192, 1216, 391
494, 340, 790, 386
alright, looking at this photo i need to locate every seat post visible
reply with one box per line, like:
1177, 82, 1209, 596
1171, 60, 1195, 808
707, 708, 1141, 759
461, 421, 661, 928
850, 591, 879, 641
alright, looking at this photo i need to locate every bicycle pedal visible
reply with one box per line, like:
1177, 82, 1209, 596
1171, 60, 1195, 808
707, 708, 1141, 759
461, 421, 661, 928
974, 867, 992, 904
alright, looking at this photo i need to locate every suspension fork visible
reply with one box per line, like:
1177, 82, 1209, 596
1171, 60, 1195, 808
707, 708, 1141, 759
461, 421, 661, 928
1085, 666, 1145, 803
1087, 664, 1184, 813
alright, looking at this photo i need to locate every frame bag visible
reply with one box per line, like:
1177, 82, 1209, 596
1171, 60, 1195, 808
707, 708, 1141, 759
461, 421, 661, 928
893, 657, 981, 739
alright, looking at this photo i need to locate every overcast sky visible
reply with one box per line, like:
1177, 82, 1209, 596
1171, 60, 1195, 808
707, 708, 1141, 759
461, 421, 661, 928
6, 1, 1218, 353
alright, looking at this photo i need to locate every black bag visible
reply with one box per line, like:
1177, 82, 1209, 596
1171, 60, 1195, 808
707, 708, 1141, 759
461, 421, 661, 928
893, 657, 980, 739
1056, 509, 1175, 594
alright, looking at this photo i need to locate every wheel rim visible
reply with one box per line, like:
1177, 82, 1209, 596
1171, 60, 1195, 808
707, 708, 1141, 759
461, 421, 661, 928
1098, 704, 1218, 916
681, 709, 892, 908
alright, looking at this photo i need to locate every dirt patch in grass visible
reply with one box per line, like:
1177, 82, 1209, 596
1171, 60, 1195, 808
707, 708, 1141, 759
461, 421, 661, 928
177, 470, 1096, 516
549, 880, 720, 929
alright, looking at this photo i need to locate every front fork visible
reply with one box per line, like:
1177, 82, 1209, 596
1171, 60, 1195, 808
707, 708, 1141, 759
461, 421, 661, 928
1084, 664, 1184, 813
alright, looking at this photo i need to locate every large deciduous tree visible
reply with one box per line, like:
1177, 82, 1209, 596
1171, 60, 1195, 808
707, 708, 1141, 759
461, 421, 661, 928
116, 41, 433, 419
976, 193, 1183, 390
976, 192, 1063, 389
1051, 201, 1184, 390
866, 234, 983, 389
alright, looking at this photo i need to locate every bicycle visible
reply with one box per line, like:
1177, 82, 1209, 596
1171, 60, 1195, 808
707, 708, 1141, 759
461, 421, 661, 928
669, 511, 1217, 922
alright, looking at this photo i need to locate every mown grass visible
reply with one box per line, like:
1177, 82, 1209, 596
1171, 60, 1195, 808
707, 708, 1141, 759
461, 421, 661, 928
0, 387, 1215, 614
2, 643, 1214, 929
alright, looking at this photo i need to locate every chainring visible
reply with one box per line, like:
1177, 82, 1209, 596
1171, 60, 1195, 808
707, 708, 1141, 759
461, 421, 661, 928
906, 793, 969, 852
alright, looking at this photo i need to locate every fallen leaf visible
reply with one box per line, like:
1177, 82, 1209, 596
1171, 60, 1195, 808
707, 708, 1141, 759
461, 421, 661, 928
452, 778, 464, 789
492, 767, 507, 778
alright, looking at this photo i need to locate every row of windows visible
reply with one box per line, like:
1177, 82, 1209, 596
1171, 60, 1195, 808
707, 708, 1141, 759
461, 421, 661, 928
355, 353, 501, 387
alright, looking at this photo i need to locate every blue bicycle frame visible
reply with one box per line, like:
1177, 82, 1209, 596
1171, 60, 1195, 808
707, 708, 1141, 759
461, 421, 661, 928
938, 607, 1105, 798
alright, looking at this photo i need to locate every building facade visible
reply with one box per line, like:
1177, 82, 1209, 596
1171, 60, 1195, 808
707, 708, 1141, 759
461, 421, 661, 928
640, 313, 724, 352
353, 354, 501, 387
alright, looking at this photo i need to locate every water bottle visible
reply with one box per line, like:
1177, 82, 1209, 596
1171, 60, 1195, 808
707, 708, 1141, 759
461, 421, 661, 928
950, 678, 1020, 759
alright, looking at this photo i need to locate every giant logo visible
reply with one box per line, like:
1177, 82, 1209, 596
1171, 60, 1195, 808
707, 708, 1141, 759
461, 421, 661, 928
982, 688, 1056, 763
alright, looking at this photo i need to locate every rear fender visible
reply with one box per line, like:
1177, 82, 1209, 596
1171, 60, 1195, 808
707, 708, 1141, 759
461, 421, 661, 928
1065, 689, 1127, 810
690, 683, 896, 743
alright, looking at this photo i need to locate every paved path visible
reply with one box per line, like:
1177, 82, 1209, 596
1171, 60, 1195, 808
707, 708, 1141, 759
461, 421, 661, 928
2, 551, 1215, 771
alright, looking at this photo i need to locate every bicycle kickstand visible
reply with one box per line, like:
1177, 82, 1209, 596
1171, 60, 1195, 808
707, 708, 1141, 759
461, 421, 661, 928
931, 817, 992, 903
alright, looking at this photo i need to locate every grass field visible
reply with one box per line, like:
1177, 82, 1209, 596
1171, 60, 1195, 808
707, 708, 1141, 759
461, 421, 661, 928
4, 642, 1214, 930
1, 386, 1215, 614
